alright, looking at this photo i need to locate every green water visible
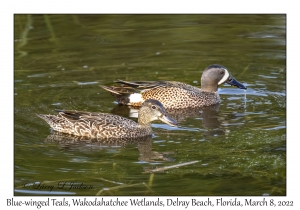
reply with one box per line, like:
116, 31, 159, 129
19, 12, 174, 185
14, 14, 286, 196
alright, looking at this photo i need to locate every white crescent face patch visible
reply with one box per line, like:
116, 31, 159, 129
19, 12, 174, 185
218, 69, 230, 85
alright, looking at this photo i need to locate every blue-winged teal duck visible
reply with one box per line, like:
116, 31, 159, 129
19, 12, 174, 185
100, 64, 246, 109
37, 99, 177, 139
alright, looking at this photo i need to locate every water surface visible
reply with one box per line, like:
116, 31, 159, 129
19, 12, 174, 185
14, 14, 286, 196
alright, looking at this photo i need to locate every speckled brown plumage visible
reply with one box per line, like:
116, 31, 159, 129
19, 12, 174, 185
37, 99, 177, 139
100, 64, 246, 109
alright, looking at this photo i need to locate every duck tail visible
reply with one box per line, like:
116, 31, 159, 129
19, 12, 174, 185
115, 79, 162, 89
36, 114, 58, 127
99, 85, 123, 95
37, 113, 71, 133
100, 84, 143, 106
115, 80, 141, 88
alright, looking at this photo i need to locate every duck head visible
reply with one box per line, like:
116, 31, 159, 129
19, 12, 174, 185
138, 99, 177, 126
201, 64, 247, 92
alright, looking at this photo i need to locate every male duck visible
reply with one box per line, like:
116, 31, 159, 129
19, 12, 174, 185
100, 64, 246, 109
37, 99, 177, 139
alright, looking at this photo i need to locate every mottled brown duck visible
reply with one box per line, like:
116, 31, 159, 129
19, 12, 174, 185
37, 99, 177, 139
100, 64, 246, 109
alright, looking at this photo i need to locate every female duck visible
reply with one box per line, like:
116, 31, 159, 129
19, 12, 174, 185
37, 99, 177, 139
100, 64, 247, 109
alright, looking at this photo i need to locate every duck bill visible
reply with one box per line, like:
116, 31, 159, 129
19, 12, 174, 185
159, 114, 178, 127
226, 75, 247, 89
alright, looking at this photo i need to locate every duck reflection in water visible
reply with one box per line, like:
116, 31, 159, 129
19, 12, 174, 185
111, 103, 225, 137
44, 131, 175, 163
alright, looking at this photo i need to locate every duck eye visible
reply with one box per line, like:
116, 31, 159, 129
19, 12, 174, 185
151, 105, 156, 109
220, 70, 224, 74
